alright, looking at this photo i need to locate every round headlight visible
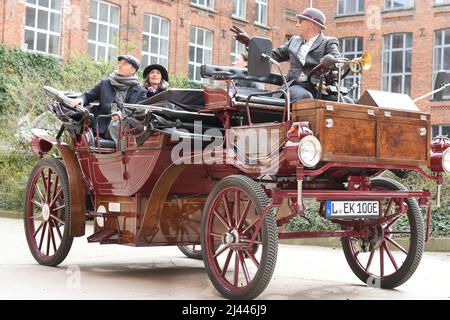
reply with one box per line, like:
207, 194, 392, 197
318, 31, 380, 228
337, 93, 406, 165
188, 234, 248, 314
297, 135, 322, 167
443, 148, 450, 173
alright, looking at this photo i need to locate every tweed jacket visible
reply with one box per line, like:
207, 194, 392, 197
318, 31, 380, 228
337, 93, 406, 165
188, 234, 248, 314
272, 33, 341, 82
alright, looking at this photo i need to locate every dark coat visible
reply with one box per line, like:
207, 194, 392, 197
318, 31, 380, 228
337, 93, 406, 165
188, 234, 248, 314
146, 86, 167, 99
80, 78, 147, 135
272, 34, 341, 82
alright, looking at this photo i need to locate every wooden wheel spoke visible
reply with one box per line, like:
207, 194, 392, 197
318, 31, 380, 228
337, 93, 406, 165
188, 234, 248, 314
237, 200, 252, 230
222, 194, 234, 228
385, 236, 408, 255
38, 221, 48, 251
33, 221, 45, 238
31, 200, 44, 209
53, 218, 63, 241
30, 213, 43, 221
365, 250, 375, 272
209, 232, 223, 238
240, 238, 263, 245
213, 245, 229, 259
385, 214, 403, 230
49, 187, 63, 208
380, 245, 385, 277
40, 171, 48, 199
53, 204, 65, 212
46, 220, 51, 256
46, 169, 53, 203
234, 251, 240, 286
238, 251, 251, 286
385, 231, 411, 235
234, 190, 241, 230
50, 214, 64, 226
383, 243, 399, 271
245, 248, 260, 268
48, 219, 57, 254
35, 184, 45, 204
213, 210, 230, 229
384, 198, 394, 217
242, 218, 260, 235
52, 176, 59, 200
221, 249, 233, 277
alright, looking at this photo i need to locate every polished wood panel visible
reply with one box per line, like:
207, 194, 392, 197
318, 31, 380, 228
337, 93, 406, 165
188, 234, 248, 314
292, 99, 430, 166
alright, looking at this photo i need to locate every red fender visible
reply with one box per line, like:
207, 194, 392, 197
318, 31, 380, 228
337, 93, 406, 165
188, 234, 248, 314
31, 129, 86, 237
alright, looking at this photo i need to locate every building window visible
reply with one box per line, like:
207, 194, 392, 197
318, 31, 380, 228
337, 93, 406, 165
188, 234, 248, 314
337, 0, 364, 15
233, 0, 246, 19
382, 33, 412, 95
339, 37, 363, 100
142, 15, 169, 70
384, 0, 414, 10
231, 39, 246, 64
191, 0, 214, 10
256, 0, 268, 26
189, 27, 213, 82
433, 29, 450, 100
432, 125, 450, 138
88, 0, 119, 62
435, 0, 450, 4
24, 0, 62, 56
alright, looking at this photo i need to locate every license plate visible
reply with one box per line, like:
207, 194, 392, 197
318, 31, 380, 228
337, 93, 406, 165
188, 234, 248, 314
326, 201, 380, 219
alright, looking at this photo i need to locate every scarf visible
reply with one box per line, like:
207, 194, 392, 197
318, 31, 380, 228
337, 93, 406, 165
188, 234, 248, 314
109, 72, 140, 104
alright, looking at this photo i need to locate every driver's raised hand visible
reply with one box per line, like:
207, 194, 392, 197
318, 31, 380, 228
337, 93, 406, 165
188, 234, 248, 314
230, 25, 250, 47
70, 98, 84, 108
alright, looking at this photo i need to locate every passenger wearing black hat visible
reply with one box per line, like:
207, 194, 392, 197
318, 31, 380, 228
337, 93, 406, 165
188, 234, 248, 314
70, 54, 147, 141
142, 64, 170, 98
231, 8, 343, 103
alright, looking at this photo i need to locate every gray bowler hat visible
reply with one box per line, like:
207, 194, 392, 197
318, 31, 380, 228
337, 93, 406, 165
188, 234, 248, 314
296, 7, 327, 29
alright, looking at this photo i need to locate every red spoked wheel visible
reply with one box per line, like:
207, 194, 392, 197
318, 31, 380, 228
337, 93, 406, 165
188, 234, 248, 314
177, 244, 203, 260
341, 178, 425, 289
201, 175, 278, 300
24, 158, 73, 266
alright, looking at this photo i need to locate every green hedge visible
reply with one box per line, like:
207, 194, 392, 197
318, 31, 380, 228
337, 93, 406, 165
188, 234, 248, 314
0, 44, 200, 211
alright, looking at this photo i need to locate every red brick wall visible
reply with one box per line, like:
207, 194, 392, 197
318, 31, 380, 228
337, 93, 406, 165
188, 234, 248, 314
0, 0, 449, 124
313, 0, 450, 124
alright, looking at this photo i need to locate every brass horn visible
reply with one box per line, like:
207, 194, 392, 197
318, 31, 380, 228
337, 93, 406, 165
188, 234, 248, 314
349, 51, 372, 74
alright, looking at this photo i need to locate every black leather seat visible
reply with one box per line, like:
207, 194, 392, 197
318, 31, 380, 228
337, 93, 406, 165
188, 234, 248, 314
234, 94, 285, 107
98, 139, 116, 149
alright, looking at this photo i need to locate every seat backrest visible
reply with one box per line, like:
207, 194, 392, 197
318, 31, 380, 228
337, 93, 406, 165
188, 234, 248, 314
201, 65, 284, 86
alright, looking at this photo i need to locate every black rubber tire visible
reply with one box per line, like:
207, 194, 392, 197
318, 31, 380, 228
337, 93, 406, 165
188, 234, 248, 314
177, 245, 203, 260
24, 158, 74, 267
201, 175, 278, 300
341, 177, 425, 289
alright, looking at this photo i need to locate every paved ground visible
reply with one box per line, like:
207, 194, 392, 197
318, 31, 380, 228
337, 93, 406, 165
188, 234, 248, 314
1, 217, 449, 300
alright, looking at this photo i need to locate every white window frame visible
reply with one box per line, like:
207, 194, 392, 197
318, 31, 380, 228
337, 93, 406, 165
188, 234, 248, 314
255, 0, 268, 26
339, 37, 363, 100
189, 27, 213, 82
435, 0, 450, 4
88, 0, 120, 62
230, 39, 246, 64
432, 125, 450, 138
337, 0, 365, 16
191, 0, 214, 10
433, 29, 450, 100
232, 0, 246, 20
382, 33, 412, 95
384, 0, 414, 10
142, 14, 170, 70
24, 0, 62, 56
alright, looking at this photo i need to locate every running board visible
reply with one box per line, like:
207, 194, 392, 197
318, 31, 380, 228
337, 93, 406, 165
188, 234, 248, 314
87, 229, 118, 243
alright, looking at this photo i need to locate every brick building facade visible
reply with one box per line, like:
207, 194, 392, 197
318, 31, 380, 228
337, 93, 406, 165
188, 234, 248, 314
0, 0, 449, 134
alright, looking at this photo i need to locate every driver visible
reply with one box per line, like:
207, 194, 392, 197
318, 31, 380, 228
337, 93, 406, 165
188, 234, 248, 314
70, 55, 147, 140
232, 7, 341, 103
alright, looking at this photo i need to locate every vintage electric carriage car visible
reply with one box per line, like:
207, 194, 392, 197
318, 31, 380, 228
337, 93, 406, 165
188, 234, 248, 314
25, 37, 450, 300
